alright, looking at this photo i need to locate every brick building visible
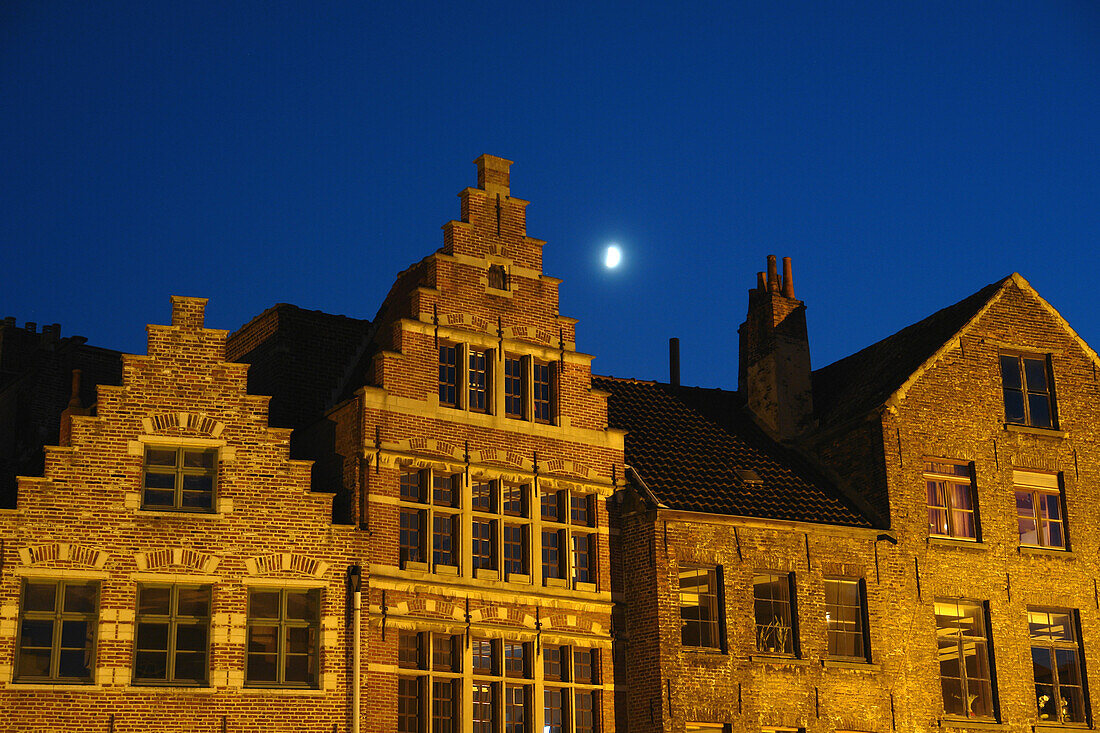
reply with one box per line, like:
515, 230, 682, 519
3, 156, 1100, 733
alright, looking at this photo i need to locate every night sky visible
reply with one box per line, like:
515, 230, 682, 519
3, 1, 1098, 388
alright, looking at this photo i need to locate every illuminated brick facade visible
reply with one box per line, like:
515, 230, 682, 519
3, 156, 1100, 733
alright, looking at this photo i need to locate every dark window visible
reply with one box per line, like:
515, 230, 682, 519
573, 648, 597, 684
544, 645, 564, 681
439, 344, 458, 408
503, 483, 526, 517
570, 493, 592, 526
488, 264, 508, 290
505, 642, 529, 678
575, 690, 597, 733
469, 348, 490, 413
1015, 471, 1066, 549
505, 684, 527, 733
544, 687, 565, 733
473, 638, 497, 675
572, 534, 593, 584
472, 519, 495, 571
825, 578, 869, 661
925, 461, 978, 540
433, 633, 458, 672
1029, 608, 1086, 723
400, 508, 424, 564
753, 573, 795, 656
401, 469, 425, 502
533, 361, 553, 423
935, 599, 995, 718
432, 473, 459, 508
680, 565, 722, 649
246, 588, 320, 687
398, 676, 421, 733
472, 682, 495, 733
134, 585, 211, 685
505, 355, 524, 418
398, 631, 422, 670
433, 513, 456, 567
15, 580, 98, 683
472, 480, 494, 512
142, 447, 217, 511
432, 678, 456, 733
1000, 354, 1056, 428
542, 530, 563, 580
504, 524, 527, 575
541, 489, 562, 522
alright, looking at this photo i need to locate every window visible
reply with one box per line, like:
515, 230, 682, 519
134, 584, 211, 685
472, 637, 531, 733
754, 573, 796, 656
541, 490, 597, 588
399, 468, 462, 570
1015, 470, 1066, 549
1029, 608, 1086, 723
505, 355, 525, 418
15, 580, 98, 683
142, 446, 217, 511
246, 588, 319, 687
472, 519, 495, 571
542, 646, 601, 733
439, 344, 459, 407
1000, 353, 1056, 428
398, 632, 462, 733
680, 565, 722, 650
488, 264, 508, 290
825, 578, 869, 662
925, 460, 978, 540
469, 480, 530, 578
935, 599, 995, 718
469, 348, 490, 413
533, 360, 554, 423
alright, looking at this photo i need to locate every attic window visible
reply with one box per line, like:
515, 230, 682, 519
735, 469, 763, 485
488, 265, 508, 291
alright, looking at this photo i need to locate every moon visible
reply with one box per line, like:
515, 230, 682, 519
604, 245, 622, 269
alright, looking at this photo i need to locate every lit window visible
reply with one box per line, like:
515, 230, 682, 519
1015, 470, 1066, 549
504, 355, 525, 418
935, 598, 995, 718
472, 682, 495, 733
398, 632, 461, 732
1029, 608, 1086, 723
469, 348, 490, 413
135, 585, 211, 685
825, 578, 869, 661
680, 565, 722, 650
246, 588, 319, 687
142, 446, 217, 511
505, 683, 528, 733
399, 468, 461, 570
541, 490, 597, 588
469, 481, 530, 578
925, 461, 977, 540
1000, 353, 1056, 428
754, 573, 795, 656
439, 344, 458, 408
533, 360, 554, 423
15, 580, 98, 683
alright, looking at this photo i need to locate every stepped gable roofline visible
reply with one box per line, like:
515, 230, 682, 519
813, 273, 1100, 430
595, 375, 876, 528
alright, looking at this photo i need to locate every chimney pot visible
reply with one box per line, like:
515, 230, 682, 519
756, 272, 766, 291
25, 321, 36, 333
782, 257, 795, 298
669, 338, 680, 387
766, 255, 780, 293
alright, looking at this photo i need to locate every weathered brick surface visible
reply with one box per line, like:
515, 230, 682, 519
0, 297, 367, 732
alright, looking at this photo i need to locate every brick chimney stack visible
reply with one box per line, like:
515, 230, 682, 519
738, 256, 814, 439
475, 154, 512, 196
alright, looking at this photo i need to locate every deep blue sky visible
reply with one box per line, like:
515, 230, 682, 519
3, 1, 1098, 388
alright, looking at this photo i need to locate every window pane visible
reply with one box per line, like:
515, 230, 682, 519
24, 583, 56, 612
503, 484, 525, 516
1028, 394, 1052, 427
1004, 389, 1026, 423
175, 623, 207, 652
504, 642, 528, 678
433, 513, 455, 565
17, 647, 52, 678
1000, 355, 1022, 389
285, 591, 318, 621
19, 618, 54, 650
570, 494, 591, 526
504, 523, 526, 575
135, 650, 168, 680
472, 481, 494, 511
177, 587, 210, 617
574, 648, 596, 684
286, 625, 314, 655
433, 634, 456, 672
138, 586, 172, 616
146, 448, 178, 467
249, 591, 280, 619
541, 490, 560, 521
398, 677, 421, 733
1024, 357, 1048, 392
472, 638, 496, 675
57, 647, 91, 679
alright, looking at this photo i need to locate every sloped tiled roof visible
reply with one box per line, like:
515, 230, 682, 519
595, 377, 874, 527
811, 277, 1009, 429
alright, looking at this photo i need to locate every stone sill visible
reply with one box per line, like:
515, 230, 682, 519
1004, 424, 1067, 439
434, 564, 459, 576
938, 717, 1003, 729
749, 654, 809, 667
1019, 546, 1073, 558
127, 684, 216, 694
928, 537, 986, 550
544, 577, 570, 589
239, 686, 325, 695
681, 647, 727, 660
474, 568, 500, 581
134, 509, 224, 520
403, 560, 429, 572
821, 659, 880, 671
6, 682, 101, 691
1033, 725, 1092, 733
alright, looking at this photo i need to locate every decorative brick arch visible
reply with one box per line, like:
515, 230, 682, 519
244, 553, 329, 578
19, 543, 108, 569
135, 547, 219, 573
141, 411, 226, 437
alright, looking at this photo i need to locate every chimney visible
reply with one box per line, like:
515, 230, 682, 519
475, 154, 512, 196
737, 255, 814, 439
669, 338, 680, 387
59, 369, 89, 447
